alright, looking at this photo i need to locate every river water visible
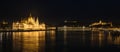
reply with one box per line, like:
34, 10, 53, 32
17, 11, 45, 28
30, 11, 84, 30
0, 31, 120, 52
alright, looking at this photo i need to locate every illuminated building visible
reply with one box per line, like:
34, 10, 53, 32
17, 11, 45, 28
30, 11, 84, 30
89, 20, 113, 28
57, 20, 91, 31
0, 21, 10, 29
12, 13, 46, 30
63, 20, 82, 27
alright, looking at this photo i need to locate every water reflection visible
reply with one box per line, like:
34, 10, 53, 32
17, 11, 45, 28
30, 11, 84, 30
89, 31, 120, 48
0, 32, 13, 52
0, 30, 120, 52
0, 33, 3, 52
91, 31, 105, 47
13, 31, 45, 52
45, 30, 56, 52
62, 31, 120, 48
114, 33, 120, 46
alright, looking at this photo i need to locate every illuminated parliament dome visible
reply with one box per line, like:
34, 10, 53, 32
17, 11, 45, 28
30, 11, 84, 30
12, 13, 46, 30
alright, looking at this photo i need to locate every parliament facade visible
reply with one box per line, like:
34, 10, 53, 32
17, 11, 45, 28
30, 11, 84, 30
12, 13, 46, 30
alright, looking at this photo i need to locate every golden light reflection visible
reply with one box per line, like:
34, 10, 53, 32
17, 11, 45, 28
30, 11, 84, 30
46, 30, 55, 45
38, 31, 45, 52
46, 30, 56, 52
49, 30, 56, 49
64, 30, 67, 45
107, 32, 112, 44
13, 31, 45, 52
22, 32, 39, 52
91, 31, 97, 47
0, 33, 2, 50
90, 31, 105, 47
91, 31, 95, 47
114, 35, 120, 45
98, 31, 104, 47
49, 31, 55, 41
0, 33, 3, 41
82, 31, 85, 46
91, 31, 120, 47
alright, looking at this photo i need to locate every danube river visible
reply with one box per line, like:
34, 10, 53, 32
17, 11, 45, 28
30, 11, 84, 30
0, 30, 120, 52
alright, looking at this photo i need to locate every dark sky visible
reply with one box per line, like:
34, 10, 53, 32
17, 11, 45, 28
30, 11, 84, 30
0, 0, 120, 26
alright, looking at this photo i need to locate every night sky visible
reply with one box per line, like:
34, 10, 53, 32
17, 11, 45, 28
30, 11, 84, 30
0, 0, 120, 26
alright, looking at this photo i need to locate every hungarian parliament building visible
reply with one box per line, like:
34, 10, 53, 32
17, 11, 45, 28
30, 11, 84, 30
12, 13, 46, 30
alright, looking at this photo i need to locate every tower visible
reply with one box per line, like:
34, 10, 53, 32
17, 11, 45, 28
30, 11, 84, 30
36, 17, 39, 25
27, 13, 35, 24
99, 20, 102, 24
